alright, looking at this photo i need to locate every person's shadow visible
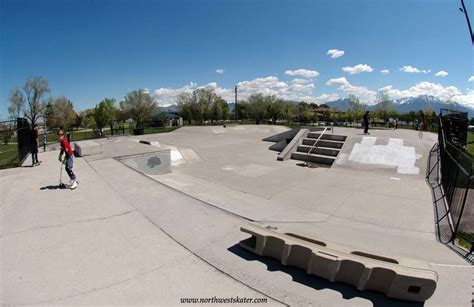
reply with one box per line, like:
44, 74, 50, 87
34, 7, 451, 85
40, 184, 66, 190
227, 244, 424, 307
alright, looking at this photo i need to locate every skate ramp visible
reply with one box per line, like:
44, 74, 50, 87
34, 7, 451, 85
334, 134, 434, 177
117, 149, 171, 175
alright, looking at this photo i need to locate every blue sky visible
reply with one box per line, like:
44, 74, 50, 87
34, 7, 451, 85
1, 0, 473, 117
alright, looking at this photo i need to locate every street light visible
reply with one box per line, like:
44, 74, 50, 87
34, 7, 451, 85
234, 85, 238, 121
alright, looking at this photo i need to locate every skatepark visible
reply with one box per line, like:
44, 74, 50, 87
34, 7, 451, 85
1, 125, 472, 306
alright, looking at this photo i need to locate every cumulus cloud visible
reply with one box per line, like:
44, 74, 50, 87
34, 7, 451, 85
327, 49, 344, 58
152, 76, 331, 105
468, 76, 474, 82
285, 69, 319, 78
380, 69, 389, 75
400, 65, 431, 74
153, 82, 196, 106
291, 78, 313, 85
342, 64, 374, 75
216, 69, 224, 74
326, 77, 376, 99
377, 82, 473, 106
434, 71, 448, 77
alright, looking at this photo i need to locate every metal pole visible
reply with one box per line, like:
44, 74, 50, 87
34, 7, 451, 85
234, 85, 238, 121
461, 0, 474, 44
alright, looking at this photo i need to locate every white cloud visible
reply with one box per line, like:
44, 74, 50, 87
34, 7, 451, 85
216, 69, 224, 74
468, 76, 474, 82
326, 77, 376, 99
380, 69, 389, 75
342, 64, 374, 75
400, 65, 431, 74
152, 75, 331, 105
285, 69, 319, 78
291, 78, 313, 85
453, 89, 474, 107
153, 82, 196, 106
142, 88, 150, 94
378, 82, 471, 106
327, 49, 344, 58
314, 93, 339, 103
434, 70, 448, 77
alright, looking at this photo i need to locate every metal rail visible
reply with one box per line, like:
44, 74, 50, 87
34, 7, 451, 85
304, 127, 328, 166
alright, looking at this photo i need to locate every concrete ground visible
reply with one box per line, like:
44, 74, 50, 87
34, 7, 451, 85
1, 125, 472, 306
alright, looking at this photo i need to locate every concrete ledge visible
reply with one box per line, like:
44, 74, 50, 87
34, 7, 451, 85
239, 224, 438, 302
74, 140, 102, 157
277, 129, 309, 161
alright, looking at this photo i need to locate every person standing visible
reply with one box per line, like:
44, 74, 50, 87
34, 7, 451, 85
42, 129, 47, 152
30, 124, 41, 166
58, 128, 78, 189
363, 111, 370, 135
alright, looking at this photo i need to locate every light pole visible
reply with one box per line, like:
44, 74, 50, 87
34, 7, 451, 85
234, 85, 238, 122
460, 0, 474, 44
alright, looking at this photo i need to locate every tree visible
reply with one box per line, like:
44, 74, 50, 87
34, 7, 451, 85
235, 100, 251, 120
8, 88, 25, 119
45, 97, 76, 129
374, 90, 395, 122
296, 102, 312, 124
22, 76, 50, 126
210, 97, 229, 122
73, 113, 84, 129
177, 92, 194, 124
266, 96, 286, 124
348, 95, 365, 123
196, 88, 217, 123
282, 102, 295, 123
80, 109, 96, 128
121, 90, 158, 128
94, 98, 116, 132
248, 93, 268, 124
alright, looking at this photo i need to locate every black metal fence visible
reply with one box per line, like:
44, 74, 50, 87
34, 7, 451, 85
435, 109, 473, 255
0, 118, 32, 169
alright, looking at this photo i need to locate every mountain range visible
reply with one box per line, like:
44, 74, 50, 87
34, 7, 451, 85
325, 95, 474, 117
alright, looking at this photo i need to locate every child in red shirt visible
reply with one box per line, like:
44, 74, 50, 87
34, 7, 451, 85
58, 129, 78, 189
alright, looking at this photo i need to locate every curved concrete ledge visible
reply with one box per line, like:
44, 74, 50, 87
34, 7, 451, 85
240, 224, 438, 302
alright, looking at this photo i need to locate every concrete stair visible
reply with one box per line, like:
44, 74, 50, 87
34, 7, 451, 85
291, 133, 347, 166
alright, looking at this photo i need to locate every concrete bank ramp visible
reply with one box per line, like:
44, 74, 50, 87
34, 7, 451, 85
117, 150, 171, 175
334, 135, 434, 177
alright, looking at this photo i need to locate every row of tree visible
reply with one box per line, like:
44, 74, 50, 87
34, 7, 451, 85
7, 76, 161, 131
8, 76, 441, 132
176, 89, 404, 125
176, 88, 432, 124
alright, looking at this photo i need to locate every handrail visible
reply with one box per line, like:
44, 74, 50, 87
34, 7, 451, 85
304, 127, 328, 166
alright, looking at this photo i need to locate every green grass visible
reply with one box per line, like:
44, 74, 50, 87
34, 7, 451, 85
143, 127, 177, 135
457, 233, 473, 251
467, 132, 474, 156
0, 143, 19, 169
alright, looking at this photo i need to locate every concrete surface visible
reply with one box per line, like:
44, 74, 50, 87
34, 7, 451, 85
1, 125, 472, 306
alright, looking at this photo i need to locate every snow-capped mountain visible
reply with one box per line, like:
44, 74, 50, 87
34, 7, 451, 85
326, 95, 474, 117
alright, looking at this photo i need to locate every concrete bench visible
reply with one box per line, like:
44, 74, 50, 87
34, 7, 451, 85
240, 224, 437, 302
74, 140, 102, 157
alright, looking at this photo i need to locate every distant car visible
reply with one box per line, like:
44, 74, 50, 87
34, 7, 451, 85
468, 125, 474, 132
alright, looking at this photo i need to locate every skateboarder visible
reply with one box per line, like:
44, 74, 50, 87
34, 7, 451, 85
57, 128, 78, 189
363, 111, 370, 135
